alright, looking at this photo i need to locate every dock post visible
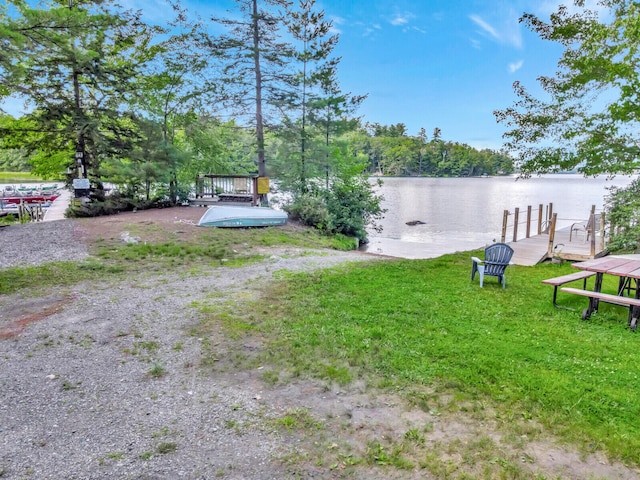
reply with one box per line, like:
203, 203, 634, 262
537, 204, 543, 234
548, 203, 554, 231
513, 208, 520, 242
526, 205, 532, 238
501, 210, 508, 243
547, 213, 557, 257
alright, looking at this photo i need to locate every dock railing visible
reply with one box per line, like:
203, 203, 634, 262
18, 201, 44, 223
501, 203, 556, 243
501, 203, 608, 258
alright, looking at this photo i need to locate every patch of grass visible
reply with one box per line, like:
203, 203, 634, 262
148, 363, 166, 378
135, 341, 160, 354
156, 442, 177, 454
0, 213, 17, 226
0, 219, 353, 295
404, 428, 425, 445
245, 253, 640, 466
90, 224, 352, 271
98, 452, 125, 465
272, 408, 324, 432
261, 369, 279, 386
0, 260, 124, 295
364, 440, 414, 469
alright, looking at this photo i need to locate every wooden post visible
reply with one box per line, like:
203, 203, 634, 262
252, 177, 259, 206
599, 211, 606, 251
513, 208, 520, 242
537, 204, 543, 234
590, 213, 596, 257
548, 203, 553, 228
501, 210, 509, 243
526, 205, 532, 238
547, 213, 557, 257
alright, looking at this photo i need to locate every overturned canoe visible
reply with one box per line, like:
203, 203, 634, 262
197, 205, 287, 228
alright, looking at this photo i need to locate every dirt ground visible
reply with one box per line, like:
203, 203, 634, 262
3, 208, 640, 479
74, 205, 306, 243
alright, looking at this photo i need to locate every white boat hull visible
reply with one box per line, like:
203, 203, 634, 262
197, 206, 287, 228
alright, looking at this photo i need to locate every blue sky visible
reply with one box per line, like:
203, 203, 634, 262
137, 0, 606, 150
3, 0, 606, 151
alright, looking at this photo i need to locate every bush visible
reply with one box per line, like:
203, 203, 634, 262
66, 192, 154, 218
325, 176, 384, 242
283, 193, 330, 230
283, 176, 384, 244
606, 178, 640, 252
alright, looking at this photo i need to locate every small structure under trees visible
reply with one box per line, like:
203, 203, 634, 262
193, 174, 261, 206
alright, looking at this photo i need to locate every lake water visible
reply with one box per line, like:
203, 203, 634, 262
362, 175, 637, 259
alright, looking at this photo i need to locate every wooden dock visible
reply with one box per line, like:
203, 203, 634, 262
502, 203, 607, 266
508, 224, 607, 266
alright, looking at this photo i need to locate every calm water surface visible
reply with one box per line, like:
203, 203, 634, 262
363, 175, 636, 259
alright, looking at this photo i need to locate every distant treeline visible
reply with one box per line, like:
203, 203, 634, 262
356, 123, 514, 177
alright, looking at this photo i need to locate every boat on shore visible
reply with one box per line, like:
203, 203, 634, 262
0, 184, 60, 209
197, 205, 288, 228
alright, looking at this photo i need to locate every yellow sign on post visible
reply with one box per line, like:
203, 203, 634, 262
257, 177, 270, 195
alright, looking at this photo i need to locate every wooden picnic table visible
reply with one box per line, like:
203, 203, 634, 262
567, 256, 640, 330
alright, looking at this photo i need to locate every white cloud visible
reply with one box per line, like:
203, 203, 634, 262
389, 12, 415, 27
362, 23, 382, 37
470, 38, 482, 50
469, 14, 500, 41
508, 59, 524, 73
329, 15, 344, 34
469, 12, 522, 49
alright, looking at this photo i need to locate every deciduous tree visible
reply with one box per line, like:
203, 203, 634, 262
495, 0, 640, 176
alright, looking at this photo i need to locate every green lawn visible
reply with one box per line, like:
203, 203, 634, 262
0, 171, 47, 183
255, 252, 640, 465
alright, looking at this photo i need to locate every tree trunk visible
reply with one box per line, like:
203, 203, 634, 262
252, 0, 267, 204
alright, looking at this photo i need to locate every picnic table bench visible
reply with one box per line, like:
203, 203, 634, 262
560, 287, 640, 330
542, 271, 595, 310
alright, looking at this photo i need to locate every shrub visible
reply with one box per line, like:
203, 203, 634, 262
66, 192, 154, 218
283, 176, 384, 244
283, 193, 330, 230
605, 178, 640, 252
325, 176, 384, 242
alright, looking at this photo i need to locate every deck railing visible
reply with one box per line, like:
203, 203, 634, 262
194, 174, 259, 206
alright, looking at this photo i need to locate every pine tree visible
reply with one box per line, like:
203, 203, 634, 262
0, 0, 157, 186
210, 0, 294, 187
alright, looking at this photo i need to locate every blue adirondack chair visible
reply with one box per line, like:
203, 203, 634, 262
471, 243, 514, 288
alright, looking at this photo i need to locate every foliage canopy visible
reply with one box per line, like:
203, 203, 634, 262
495, 0, 640, 176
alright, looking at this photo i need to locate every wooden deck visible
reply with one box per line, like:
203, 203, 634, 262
508, 225, 607, 266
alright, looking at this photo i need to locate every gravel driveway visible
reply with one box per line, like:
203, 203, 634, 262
0, 218, 388, 479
